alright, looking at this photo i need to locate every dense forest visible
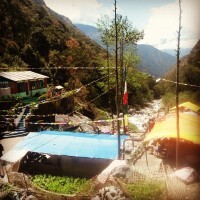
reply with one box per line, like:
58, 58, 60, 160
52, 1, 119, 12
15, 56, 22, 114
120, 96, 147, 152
0, 0, 159, 118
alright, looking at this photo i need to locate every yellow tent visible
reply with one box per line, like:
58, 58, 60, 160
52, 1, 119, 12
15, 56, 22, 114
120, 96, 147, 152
144, 113, 200, 145
170, 102, 200, 112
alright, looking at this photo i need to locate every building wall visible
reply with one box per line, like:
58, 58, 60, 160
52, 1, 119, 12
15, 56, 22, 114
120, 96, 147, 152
19, 153, 112, 178
60, 156, 112, 178
0, 79, 48, 99
1, 88, 47, 99
0, 87, 11, 96
10, 82, 18, 94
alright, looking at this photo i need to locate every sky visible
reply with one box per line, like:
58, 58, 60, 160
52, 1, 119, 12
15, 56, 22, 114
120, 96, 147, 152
43, 0, 200, 50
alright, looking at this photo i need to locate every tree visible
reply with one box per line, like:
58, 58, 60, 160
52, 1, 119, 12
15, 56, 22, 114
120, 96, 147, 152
97, 13, 144, 111
97, 1, 143, 158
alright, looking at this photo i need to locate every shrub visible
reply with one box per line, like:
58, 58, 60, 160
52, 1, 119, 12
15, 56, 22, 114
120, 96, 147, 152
31, 174, 94, 195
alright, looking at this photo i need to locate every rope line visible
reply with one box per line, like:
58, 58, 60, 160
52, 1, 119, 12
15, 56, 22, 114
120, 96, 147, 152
0, 66, 116, 70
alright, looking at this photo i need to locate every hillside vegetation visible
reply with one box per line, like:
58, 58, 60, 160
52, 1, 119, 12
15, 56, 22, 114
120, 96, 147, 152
0, 0, 158, 118
162, 40, 200, 107
0, 0, 105, 77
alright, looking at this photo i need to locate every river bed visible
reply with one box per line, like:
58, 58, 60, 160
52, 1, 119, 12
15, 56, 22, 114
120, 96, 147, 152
128, 99, 163, 132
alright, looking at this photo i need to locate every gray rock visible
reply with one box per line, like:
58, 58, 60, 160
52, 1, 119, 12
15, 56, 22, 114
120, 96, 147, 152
93, 185, 128, 200
25, 195, 38, 200
111, 164, 133, 182
91, 196, 101, 200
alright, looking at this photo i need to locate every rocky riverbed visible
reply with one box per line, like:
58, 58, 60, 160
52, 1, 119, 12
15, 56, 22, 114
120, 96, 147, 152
128, 99, 163, 132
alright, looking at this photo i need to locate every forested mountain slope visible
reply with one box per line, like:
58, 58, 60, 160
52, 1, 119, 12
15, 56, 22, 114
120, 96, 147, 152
0, 0, 159, 115
0, 0, 111, 117
0, 0, 106, 76
163, 40, 200, 104
165, 40, 200, 87
136, 44, 176, 77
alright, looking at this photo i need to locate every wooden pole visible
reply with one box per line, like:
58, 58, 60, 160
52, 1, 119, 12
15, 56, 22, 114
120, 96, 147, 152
114, 0, 121, 159
176, 0, 182, 169
107, 45, 115, 133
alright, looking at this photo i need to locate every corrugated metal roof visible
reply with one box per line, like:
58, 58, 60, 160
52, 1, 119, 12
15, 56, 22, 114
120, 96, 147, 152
2, 131, 128, 162
0, 71, 49, 81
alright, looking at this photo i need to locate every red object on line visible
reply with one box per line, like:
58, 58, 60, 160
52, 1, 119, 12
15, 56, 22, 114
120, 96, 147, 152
123, 92, 128, 105
123, 81, 128, 105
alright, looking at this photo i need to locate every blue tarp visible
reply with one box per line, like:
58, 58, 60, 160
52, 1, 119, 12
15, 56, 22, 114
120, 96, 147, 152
6, 131, 128, 160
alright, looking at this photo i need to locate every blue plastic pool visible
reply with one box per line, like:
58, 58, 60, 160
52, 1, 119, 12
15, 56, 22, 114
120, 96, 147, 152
13, 131, 128, 159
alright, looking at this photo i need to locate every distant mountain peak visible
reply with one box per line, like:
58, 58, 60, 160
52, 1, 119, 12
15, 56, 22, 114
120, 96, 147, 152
136, 44, 176, 77
161, 48, 192, 57
75, 23, 176, 77
33, 0, 46, 6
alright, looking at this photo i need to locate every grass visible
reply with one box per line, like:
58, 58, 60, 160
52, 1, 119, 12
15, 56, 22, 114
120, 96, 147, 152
125, 180, 165, 200
128, 121, 139, 132
31, 174, 94, 195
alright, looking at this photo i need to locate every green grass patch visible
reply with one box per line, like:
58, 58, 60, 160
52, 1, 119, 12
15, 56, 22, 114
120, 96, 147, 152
31, 174, 94, 195
126, 180, 165, 200
128, 122, 139, 132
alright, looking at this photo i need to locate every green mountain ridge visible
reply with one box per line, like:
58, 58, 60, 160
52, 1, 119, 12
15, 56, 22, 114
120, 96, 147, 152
163, 39, 200, 104
165, 40, 200, 85
0, 0, 105, 70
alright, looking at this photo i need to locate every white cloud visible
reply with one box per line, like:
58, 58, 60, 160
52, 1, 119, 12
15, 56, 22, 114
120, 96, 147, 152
44, 0, 111, 25
140, 0, 200, 49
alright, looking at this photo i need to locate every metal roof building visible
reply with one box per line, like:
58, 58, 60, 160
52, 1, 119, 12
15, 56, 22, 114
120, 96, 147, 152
0, 71, 48, 81
0, 71, 48, 98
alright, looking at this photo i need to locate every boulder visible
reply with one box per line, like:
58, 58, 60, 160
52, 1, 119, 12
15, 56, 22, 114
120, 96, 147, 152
25, 195, 38, 200
111, 164, 133, 183
92, 186, 128, 200
171, 167, 199, 184
8, 172, 31, 188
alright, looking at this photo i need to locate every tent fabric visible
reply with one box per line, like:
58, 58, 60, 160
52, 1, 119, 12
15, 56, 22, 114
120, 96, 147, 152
170, 102, 200, 112
144, 113, 200, 144
2, 131, 127, 163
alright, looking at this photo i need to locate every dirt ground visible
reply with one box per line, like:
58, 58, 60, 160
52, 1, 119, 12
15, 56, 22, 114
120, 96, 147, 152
1, 136, 24, 155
